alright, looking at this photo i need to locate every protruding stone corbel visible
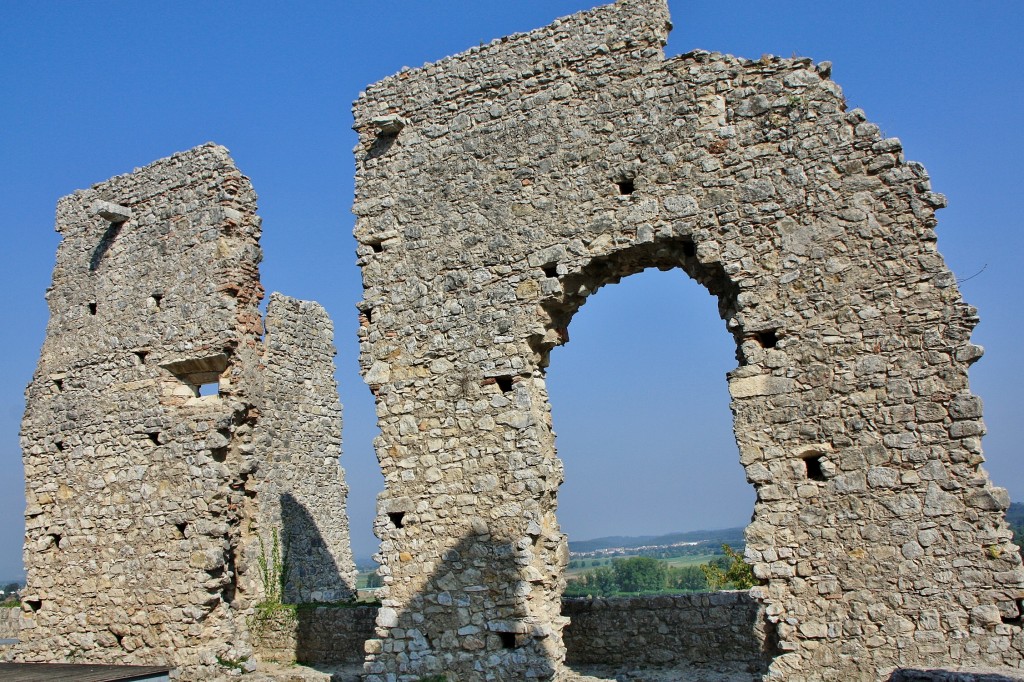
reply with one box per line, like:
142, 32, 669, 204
92, 200, 132, 223
372, 114, 407, 136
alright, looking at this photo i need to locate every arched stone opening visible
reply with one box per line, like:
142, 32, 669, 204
543, 259, 774, 676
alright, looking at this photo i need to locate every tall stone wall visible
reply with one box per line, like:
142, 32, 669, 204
19, 144, 354, 679
258, 293, 357, 603
352, 0, 1024, 679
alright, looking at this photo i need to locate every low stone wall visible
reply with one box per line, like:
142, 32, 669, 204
0, 607, 19, 641
562, 590, 774, 672
251, 592, 774, 671
251, 605, 377, 665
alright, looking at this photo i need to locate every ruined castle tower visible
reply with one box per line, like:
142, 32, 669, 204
18, 144, 355, 678
353, 0, 1024, 679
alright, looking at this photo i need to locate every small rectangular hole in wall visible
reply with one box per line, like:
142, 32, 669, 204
160, 354, 228, 404
88, 302, 97, 315
26, 599, 41, 612
175, 522, 188, 538
682, 239, 696, 258
150, 293, 163, 308
369, 240, 384, 253
542, 263, 558, 278
616, 179, 635, 195
210, 447, 228, 463
804, 455, 826, 482
55, 441, 64, 452
388, 512, 406, 529
756, 330, 779, 349
53, 378, 63, 392
147, 432, 161, 446
498, 632, 518, 649
198, 381, 219, 397
134, 350, 148, 364
496, 375, 514, 393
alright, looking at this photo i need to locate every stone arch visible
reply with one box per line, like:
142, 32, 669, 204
354, 1, 1024, 679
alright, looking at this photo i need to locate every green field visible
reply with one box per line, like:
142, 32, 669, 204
566, 552, 721, 578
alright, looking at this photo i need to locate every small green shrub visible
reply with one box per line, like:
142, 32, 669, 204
701, 544, 758, 590
257, 528, 288, 607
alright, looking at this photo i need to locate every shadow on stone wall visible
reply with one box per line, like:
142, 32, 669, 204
279, 492, 362, 663
253, 495, 366, 666
280, 492, 352, 602
364, 530, 558, 680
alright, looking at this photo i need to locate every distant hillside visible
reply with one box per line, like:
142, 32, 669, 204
1007, 502, 1024, 529
569, 526, 745, 554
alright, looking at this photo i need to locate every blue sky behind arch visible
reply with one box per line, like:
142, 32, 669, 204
0, 1, 1021, 579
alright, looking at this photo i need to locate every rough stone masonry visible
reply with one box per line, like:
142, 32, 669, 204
18, 144, 355, 678
352, 0, 1024, 679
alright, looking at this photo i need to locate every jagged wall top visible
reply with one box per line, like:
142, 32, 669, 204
353, 0, 670, 129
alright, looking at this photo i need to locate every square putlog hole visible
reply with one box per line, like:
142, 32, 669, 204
803, 455, 826, 482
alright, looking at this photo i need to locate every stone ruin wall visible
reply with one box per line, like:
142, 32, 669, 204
16, 1, 1024, 680
18, 144, 355, 679
352, 0, 1024, 679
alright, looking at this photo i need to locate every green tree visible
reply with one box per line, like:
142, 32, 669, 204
612, 556, 666, 593
666, 565, 708, 592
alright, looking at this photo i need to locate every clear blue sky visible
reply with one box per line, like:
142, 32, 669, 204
1, 1, 1021, 579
